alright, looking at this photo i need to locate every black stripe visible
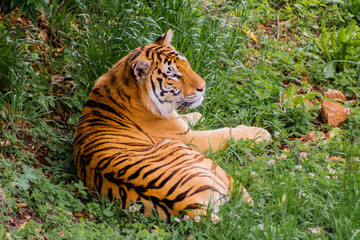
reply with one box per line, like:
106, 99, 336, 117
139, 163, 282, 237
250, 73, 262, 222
166, 176, 184, 197
94, 171, 103, 193
150, 152, 189, 164
154, 46, 164, 52
150, 77, 164, 103
143, 165, 163, 179
91, 88, 101, 94
108, 188, 113, 201
84, 100, 126, 121
157, 168, 181, 189
96, 156, 115, 170
180, 172, 201, 187
90, 110, 128, 127
127, 164, 150, 181
156, 51, 162, 61
129, 50, 142, 62
173, 187, 193, 202
118, 186, 127, 209
161, 187, 193, 209
110, 71, 117, 83
130, 64, 137, 80
146, 172, 165, 188
189, 185, 218, 197
145, 46, 156, 58
156, 202, 172, 222
116, 157, 150, 178
142, 153, 187, 179
83, 140, 150, 155
183, 203, 201, 210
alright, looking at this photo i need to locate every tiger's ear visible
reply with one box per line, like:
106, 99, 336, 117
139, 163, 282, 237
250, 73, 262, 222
154, 29, 173, 46
131, 59, 150, 81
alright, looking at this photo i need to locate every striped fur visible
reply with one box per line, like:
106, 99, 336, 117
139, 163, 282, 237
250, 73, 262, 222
74, 30, 266, 221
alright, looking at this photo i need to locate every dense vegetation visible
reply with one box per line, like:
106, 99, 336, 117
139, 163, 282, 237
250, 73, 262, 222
1, 0, 359, 239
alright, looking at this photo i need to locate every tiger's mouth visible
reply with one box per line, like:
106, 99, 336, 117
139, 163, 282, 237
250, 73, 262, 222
177, 94, 204, 109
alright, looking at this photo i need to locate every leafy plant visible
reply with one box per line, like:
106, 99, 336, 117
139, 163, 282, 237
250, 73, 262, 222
0, 24, 23, 90
0, 0, 50, 24
316, 19, 360, 76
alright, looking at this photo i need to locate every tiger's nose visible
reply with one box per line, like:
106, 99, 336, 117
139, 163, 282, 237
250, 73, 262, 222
196, 84, 206, 92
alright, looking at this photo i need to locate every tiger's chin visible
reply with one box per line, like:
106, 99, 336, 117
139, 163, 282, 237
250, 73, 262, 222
177, 95, 204, 109
187, 95, 204, 109
150, 95, 204, 118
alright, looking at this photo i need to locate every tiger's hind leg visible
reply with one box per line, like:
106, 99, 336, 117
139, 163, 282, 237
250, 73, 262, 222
136, 140, 252, 222
94, 139, 252, 222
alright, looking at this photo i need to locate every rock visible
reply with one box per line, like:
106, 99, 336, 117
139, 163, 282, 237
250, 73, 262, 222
323, 89, 346, 102
321, 100, 350, 126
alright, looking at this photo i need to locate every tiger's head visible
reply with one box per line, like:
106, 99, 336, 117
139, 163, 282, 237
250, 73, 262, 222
124, 30, 206, 118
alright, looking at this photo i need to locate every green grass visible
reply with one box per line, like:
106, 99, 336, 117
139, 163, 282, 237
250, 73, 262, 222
1, 0, 360, 239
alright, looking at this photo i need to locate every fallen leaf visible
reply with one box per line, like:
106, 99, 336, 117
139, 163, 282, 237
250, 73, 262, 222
74, 212, 86, 217
39, 29, 48, 42
57, 44, 66, 53
17, 216, 31, 230
243, 26, 258, 43
17, 203, 28, 208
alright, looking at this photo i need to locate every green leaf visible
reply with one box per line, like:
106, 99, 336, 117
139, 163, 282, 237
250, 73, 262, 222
23, 165, 38, 182
345, 20, 356, 37
26, 5, 38, 24
293, 95, 304, 105
320, 18, 326, 33
347, 39, 360, 47
329, 127, 342, 141
17, 175, 30, 191
103, 208, 114, 217
323, 62, 335, 79
287, 84, 297, 96
303, 92, 319, 100
33, 1, 45, 14
338, 26, 347, 43
39, 0, 50, 14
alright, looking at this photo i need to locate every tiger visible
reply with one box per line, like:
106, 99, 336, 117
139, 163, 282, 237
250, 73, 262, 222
73, 29, 272, 221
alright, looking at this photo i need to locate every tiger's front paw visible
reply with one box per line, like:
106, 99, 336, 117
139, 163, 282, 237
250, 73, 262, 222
181, 112, 202, 125
234, 125, 272, 143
